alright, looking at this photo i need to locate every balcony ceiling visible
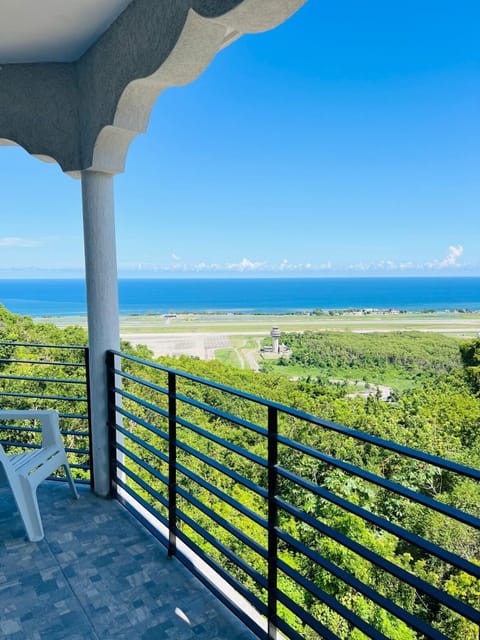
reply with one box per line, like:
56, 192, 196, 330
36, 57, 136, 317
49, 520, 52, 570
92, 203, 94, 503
0, 0, 134, 63
0, 0, 308, 173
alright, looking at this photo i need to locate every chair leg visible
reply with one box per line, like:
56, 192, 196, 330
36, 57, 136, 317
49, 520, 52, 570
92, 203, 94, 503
63, 464, 79, 499
15, 478, 44, 542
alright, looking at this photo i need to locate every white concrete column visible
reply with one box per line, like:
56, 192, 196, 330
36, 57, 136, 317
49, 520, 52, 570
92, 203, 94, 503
81, 170, 120, 497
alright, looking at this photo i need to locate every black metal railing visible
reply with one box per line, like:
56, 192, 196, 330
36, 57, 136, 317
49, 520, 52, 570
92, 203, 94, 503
107, 349, 480, 640
0, 341, 92, 485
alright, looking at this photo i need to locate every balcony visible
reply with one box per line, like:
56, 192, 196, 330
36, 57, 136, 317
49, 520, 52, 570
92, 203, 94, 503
0, 482, 255, 640
1, 342, 479, 639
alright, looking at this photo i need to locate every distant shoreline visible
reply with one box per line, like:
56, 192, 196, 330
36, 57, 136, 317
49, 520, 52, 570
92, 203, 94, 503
2, 276, 480, 316
31, 308, 480, 320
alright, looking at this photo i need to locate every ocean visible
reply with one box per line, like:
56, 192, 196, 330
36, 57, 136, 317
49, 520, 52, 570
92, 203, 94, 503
0, 277, 479, 317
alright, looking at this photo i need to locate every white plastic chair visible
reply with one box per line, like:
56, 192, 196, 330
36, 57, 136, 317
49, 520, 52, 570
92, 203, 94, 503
0, 410, 79, 541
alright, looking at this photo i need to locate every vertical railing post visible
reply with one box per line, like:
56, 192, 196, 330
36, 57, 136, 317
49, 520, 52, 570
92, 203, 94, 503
106, 350, 117, 498
267, 405, 278, 639
168, 372, 177, 557
84, 346, 95, 491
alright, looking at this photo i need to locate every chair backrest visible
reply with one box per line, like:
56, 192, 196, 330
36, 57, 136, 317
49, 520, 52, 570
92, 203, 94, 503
0, 410, 56, 476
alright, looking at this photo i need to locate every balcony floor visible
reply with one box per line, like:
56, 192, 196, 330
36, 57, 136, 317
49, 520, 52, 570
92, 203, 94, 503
0, 482, 256, 640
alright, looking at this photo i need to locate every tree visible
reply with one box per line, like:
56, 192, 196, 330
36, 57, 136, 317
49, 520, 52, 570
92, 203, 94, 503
460, 338, 480, 394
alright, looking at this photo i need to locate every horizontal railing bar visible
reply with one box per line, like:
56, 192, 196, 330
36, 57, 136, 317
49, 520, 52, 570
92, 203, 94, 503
114, 389, 169, 424
278, 469, 480, 580
175, 391, 268, 438
277, 527, 444, 639
112, 351, 480, 480
0, 341, 86, 350
114, 423, 169, 467
114, 405, 169, 444
115, 368, 267, 438
0, 374, 86, 385
0, 425, 89, 437
278, 558, 391, 640
278, 435, 480, 529
177, 415, 268, 468
116, 460, 169, 511
174, 527, 268, 620
112, 368, 168, 398
274, 617, 304, 640
113, 412, 268, 507
176, 484, 268, 560
116, 478, 169, 528
65, 447, 89, 454
0, 425, 41, 433
0, 358, 86, 368
176, 460, 268, 530
48, 475, 90, 485
58, 413, 89, 420
0, 440, 89, 455
176, 508, 269, 590
176, 438, 268, 500
115, 440, 169, 487
0, 391, 87, 402
277, 497, 480, 623
276, 589, 340, 640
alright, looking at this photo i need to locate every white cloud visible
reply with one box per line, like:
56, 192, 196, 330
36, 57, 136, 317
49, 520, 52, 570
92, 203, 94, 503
425, 245, 464, 269
224, 257, 267, 272
0, 237, 43, 247
171, 253, 180, 261
339, 246, 466, 274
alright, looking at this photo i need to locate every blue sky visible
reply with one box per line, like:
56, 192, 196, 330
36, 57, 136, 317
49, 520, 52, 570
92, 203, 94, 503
1, 1, 479, 278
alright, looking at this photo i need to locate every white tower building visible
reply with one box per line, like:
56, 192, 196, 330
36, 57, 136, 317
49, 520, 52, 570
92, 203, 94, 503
271, 327, 281, 353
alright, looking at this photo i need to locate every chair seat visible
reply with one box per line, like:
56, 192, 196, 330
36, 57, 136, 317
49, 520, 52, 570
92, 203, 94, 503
10, 447, 62, 474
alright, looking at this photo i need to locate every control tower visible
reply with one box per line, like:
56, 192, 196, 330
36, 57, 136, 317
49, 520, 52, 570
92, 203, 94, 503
271, 327, 281, 353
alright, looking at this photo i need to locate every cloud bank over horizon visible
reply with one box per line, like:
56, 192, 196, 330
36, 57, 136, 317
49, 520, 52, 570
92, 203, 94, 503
115, 245, 472, 276
0, 245, 476, 278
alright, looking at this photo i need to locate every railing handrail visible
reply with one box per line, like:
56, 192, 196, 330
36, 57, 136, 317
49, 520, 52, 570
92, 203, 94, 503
0, 341, 87, 350
107, 349, 480, 640
109, 349, 480, 480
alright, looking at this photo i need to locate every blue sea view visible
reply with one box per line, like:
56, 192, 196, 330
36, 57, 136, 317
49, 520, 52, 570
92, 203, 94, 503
0, 277, 479, 317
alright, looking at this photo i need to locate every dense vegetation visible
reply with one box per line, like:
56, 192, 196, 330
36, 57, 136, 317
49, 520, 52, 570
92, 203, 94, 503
267, 331, 463, 390
0, 305, 478, 639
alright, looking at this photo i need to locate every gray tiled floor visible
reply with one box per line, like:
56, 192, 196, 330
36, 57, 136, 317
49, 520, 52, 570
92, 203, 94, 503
0, 482, 257, 640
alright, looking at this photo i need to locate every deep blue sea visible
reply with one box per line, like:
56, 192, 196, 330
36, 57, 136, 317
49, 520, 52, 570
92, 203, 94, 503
0, 277, 479, 316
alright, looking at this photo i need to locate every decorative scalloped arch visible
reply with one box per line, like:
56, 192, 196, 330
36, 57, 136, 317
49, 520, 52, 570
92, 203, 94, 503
0, 137, 80, 176
89, 0, 307, 174
0, 0, 307, 175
